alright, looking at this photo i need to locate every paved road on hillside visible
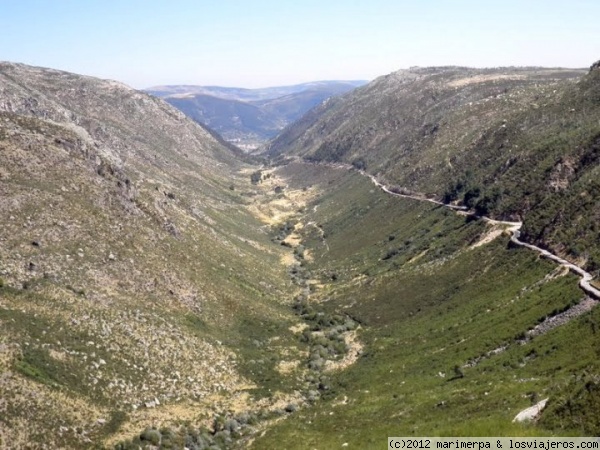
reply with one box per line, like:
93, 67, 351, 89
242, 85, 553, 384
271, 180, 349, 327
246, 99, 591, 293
290, 158, 599, 299
361, 171, 600, 300
294, 160, 599, 423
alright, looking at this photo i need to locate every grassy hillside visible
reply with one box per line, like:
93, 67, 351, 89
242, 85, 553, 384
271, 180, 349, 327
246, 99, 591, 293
251, 163, 600, 448
0, 62, 306, 449
266, 64, 600, 274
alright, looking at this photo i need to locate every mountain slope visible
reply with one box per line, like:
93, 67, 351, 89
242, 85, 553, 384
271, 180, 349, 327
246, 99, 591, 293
266, 64, 600, 272
0, 62, 303, 448
252, 87, 356, 124
250, 162, 600, 446
146, 81, 367, 150
164, 93, 283, 147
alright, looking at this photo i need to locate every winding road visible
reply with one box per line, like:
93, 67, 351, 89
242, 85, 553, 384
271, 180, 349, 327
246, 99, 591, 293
289, 158, 599, 299
293, 159, 598, 423
370, 173, 600, 425
362, 170, 600, 300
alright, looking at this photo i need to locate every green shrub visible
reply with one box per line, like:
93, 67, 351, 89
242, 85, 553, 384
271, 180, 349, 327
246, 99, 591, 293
250, 170, 262, 184
540, 378, 600, 434
463, 186, 481, 209
140, 428, 161, 445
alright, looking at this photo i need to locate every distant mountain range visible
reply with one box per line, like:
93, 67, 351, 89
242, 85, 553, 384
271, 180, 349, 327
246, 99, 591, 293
145, 80, 367, 150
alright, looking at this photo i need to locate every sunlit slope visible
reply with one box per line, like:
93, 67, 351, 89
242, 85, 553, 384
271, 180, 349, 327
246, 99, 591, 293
0, 62, 299, 448
253, 163, 600, 447
267, 64, 600, 272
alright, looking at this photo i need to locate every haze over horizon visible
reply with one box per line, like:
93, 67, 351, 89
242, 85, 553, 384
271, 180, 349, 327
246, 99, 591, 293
1, 0, 599, 89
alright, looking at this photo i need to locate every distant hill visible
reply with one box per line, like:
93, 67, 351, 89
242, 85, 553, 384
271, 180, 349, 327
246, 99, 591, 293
145, 80, 367, 150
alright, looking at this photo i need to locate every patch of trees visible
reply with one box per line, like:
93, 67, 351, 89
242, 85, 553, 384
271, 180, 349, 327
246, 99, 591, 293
443, 173, 503, 216
271, 220, 296, 243
250, 170, 262, 184
115, 408, 282, 449
312, 138, 353, 162
351, 157, 367, 171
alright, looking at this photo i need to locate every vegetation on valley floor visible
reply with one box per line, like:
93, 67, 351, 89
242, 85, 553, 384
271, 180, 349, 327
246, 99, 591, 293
2, 61, 600, 449
252, 164, 600, 448
266, 64, 600, 276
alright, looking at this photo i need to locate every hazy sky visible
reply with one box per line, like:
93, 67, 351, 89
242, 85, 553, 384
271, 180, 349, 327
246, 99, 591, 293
1, 0, 598, 88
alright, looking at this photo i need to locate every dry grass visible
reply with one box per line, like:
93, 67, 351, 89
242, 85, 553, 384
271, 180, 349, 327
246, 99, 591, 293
470, 227, 505, 249
447, 73, 527, 88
